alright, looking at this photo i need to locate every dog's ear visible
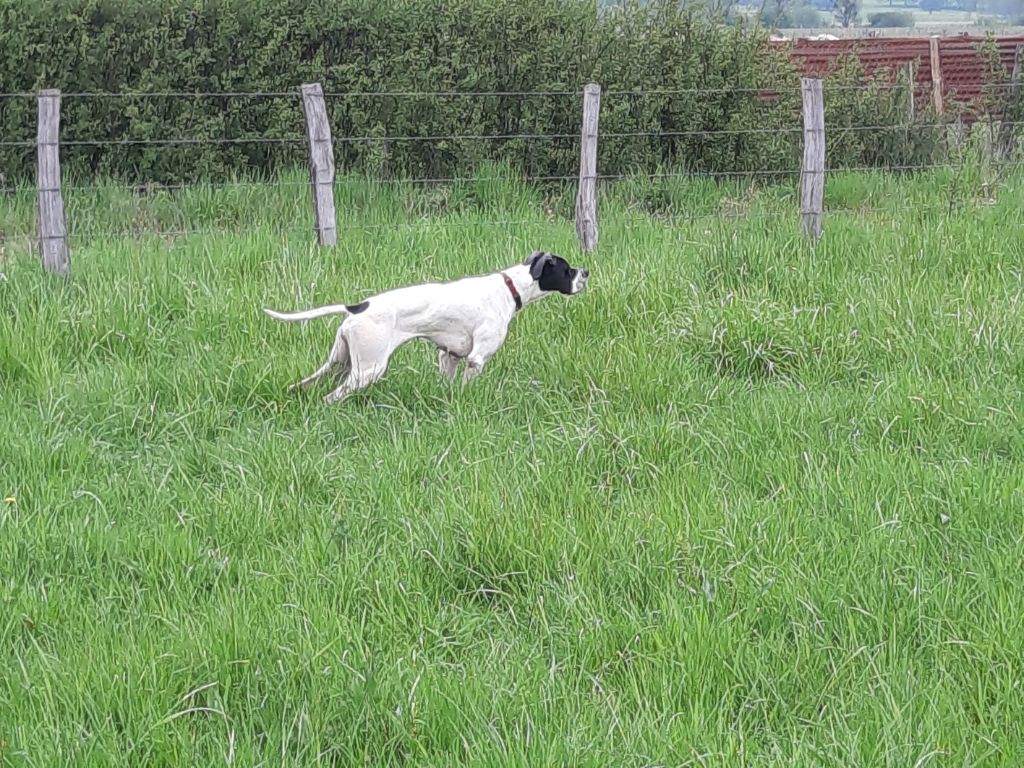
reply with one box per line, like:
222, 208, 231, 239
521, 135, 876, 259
527, 251, 550, 280
523, 250, 544, 266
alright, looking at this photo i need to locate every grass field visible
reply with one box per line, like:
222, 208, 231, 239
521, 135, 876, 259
2, 166, 1024, 765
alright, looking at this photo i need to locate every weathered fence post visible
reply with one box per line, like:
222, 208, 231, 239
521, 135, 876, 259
998, 44, 1024, 160
575, 83, 601, 254
36, 89, 69, 276
904, 61, 916, 123
300, 83, 338, 247
800, 78, 825, 240
929, 36, 944, 114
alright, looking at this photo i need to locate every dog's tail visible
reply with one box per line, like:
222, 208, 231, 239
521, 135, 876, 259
263, 302, 367, 323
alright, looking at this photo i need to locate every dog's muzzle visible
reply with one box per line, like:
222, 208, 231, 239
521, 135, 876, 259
572, 269, 591, 294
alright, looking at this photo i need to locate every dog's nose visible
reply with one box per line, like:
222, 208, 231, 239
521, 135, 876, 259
581, 269, 590, 279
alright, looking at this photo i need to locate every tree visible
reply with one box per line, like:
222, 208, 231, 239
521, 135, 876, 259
758, 0, 791, 25
833, 0, 860, 25
682, 0, 742, 21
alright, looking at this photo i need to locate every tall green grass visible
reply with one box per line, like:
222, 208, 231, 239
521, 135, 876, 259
2, 168, 1024, 765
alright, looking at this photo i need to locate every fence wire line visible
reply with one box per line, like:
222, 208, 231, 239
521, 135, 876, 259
8, 179, 313, 195
5, 203, 1004, 245
6, 119, 1024, 150
3, 137, 306, 148
7, 160, 1024, 197
2, 81, 1023, 99
17, 221, 539, 241
0, 91, 301, 99
7, 126, 798, 148
611, 82, 1024, 95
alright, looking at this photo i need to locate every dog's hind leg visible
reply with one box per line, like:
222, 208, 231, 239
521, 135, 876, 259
323, 378, 356, 404
288, 327, 351, 391
289, 360, 335, 391
438, 350, 462, 380
327, 329, 352, 381
323, 326, 393, 404
323, 365, 388, 404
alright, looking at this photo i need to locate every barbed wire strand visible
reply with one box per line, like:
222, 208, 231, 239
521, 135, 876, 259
0, 91, 301, 99
2, 81, 1022, 100
6, 170, 800, 195
3, 202, 1002, 246
6, 159, 1024, 197
6, 119, 1024, 149
3, 127, 788, 147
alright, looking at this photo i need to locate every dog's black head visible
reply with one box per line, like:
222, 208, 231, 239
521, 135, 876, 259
523, 251, 590, 295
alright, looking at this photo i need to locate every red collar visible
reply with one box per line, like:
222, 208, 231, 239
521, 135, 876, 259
501, 272, 523, 312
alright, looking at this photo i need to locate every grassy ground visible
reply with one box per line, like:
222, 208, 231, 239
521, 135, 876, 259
2, 167, 1024, 765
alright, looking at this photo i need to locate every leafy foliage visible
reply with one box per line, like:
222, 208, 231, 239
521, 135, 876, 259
810, 55, 946, 172
0, 0, 980, 185
833, 0, 861, 26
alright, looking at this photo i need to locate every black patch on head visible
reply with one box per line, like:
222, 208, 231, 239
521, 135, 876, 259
525, 251, 581, 295
346, 301, 369, 314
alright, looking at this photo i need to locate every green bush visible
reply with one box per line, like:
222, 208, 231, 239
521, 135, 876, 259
0, 0, 958, 185
819, 55, 944, 171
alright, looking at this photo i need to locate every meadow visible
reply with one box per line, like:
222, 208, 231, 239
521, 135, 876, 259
2, 166, 1024, 765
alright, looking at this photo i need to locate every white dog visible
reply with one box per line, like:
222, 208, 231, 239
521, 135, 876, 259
264, 250, 590, 403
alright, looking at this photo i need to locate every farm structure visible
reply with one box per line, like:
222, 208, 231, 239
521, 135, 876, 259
774, 34, 1024, 119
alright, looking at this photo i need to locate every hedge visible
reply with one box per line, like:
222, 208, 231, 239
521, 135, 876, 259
0, 0, 947, 185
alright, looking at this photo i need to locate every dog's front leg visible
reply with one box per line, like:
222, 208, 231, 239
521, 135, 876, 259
463, 326, 508, 382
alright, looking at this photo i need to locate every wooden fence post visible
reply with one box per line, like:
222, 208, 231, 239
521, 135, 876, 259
575, 83, 601, 254
800, 78, 825, 240
904, 61, 916, 123
998, 44, 1024, 160
300, 83, 338, 247
36, 89, 69, 276
929, 36, 944, 114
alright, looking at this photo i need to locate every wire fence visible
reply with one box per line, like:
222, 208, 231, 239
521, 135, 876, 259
6, 159, 1024, 199
11, 121, 1024, 150
2, 82, 1023, 266
0, 203, 997, 247
1, 81, 1022, 98
3, 156, 1021, 195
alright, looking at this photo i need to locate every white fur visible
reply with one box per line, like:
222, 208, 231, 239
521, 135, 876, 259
264, 261, 587, 404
